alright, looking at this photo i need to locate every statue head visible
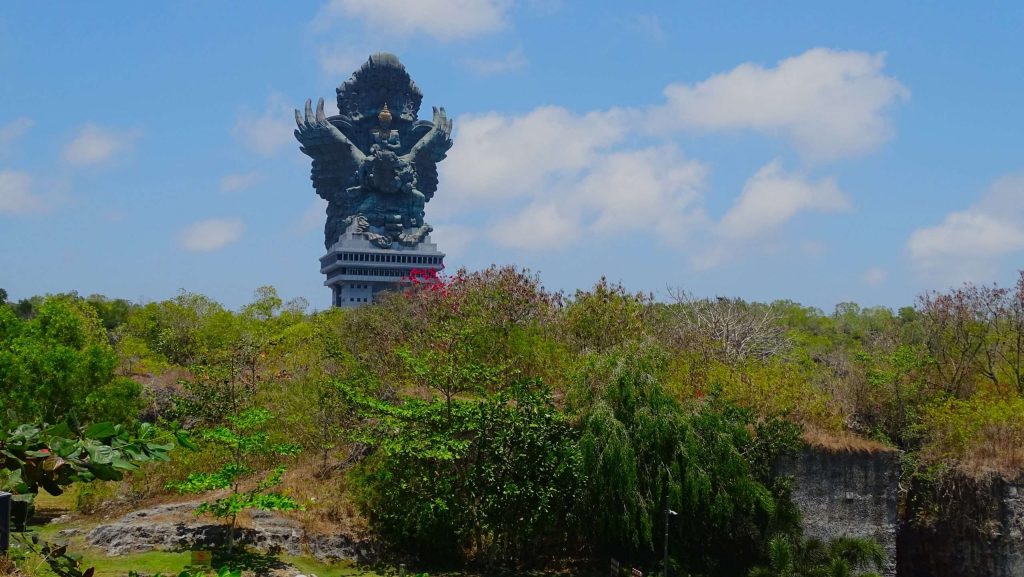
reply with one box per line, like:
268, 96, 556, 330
336, 52, 423, 125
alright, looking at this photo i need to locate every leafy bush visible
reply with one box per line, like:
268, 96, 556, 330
919, 394, 1024, 476
0, 298, 143, 427
570, 341, 802, 576
350, 380, 581, 565
168, 408, 302, 552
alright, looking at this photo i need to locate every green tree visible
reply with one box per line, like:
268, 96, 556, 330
0, 297, 142, 428
570, 341, 801, 576
561, 277, 651, 353
350, 380, 581, 565
168, 408, 301, 553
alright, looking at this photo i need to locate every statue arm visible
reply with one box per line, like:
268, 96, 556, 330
404, 106, 453, 162
294, 97, 365, 163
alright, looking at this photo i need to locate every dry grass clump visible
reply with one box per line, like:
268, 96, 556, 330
801, 425, 894, 454
278, 457, 369, 537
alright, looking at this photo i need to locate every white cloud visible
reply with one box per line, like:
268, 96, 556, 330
220, 172, 264, 193
491, 202, 580, 249
0, 117, 33, 153
464, 47, 528, 75
442, 106, 630, 203
574, 145, 707, 240
316, 0, 512, 41
62, 124, 141, 167
863, 267, 888, 286
435, 48, 906, 260
719, 160, 850, 240
178, 218, 245, 252
234, 96, 295, 157
318, 45, 367, 77
908, 176, 1024, 281
429, 222, 475, 259
0, 171, 45, 215
442, 107, 706, 251
657, 48, 909, 161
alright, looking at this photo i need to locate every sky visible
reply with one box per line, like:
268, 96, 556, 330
1, 1, 1023, 311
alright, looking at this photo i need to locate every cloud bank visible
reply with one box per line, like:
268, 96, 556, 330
178, 218, 245, 252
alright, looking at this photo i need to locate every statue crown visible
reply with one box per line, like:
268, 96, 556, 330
378, 103, 392, 125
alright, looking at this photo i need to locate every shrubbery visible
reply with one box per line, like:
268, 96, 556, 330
4, 268, 1024, 574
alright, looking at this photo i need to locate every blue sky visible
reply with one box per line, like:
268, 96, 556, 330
1, 1, 1022, 310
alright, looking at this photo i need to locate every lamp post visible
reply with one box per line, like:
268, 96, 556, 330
0, 491, 11, 556
663, 506, 677, 577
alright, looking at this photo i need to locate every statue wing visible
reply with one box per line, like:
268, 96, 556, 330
294, 98, 365, 200
405, 107, 453, 202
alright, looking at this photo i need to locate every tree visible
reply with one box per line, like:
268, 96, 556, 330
350, 380, 581, 565
570, 341, 801, 576
561, 278, 651, 353
0, 297, 142, 428
168, 408, 301, 553
667, 290, 790, 364
1, 419, 185, 577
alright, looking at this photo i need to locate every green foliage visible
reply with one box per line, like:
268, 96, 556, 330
0, 420, 177, 498
350, 380, 581, 565
570, 341, 801, 576
0, 296, 143, 427
168, 408, 302, 552
12, 270, 1024, 574
918, 394, 1024, 475
2, 421, 185, 577
562, 277, 651, 353
748, 535, 885, 577
131, 567, 242, 577
10, 532, 96, 577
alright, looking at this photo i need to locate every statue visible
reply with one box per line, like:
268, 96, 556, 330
294, 52, 454, 249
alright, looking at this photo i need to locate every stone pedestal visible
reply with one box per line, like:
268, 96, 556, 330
319, 229, 445, 308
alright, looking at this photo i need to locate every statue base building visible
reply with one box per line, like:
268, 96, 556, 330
320, 227, 445, 308
296, 52, 454, 309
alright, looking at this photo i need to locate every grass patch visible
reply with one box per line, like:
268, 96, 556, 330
282, 556, 388, 577
75, 550, 193, 576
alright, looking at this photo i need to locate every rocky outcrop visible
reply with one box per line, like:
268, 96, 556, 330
899, 474, 1024, 577
85, 502, 376, 563
777, 446, 900, 577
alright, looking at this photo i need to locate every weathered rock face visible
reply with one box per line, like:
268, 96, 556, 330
899, 475, 1024, 577
85, 502, 376, 563
777, 446, 900, 577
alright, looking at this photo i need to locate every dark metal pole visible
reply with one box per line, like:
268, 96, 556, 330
0, 491, 11, 556
663, 505, 669, 577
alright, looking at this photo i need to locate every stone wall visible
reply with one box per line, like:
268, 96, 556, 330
899, 475, 1024, 577
777, 446, 900, 577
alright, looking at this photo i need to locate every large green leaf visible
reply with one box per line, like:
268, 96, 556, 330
84, 422, 118, 440
86, 443, 114, 465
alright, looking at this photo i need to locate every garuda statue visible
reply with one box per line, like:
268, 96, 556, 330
295, 52, 453, 249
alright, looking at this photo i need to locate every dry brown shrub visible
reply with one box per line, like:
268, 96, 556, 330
801, 425, 894, 454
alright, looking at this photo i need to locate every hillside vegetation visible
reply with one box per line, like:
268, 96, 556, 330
3, 267, 1023, 576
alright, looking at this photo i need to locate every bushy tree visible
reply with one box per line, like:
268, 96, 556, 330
168, 408, 301, 553
570, 341, 802, 576
0, 297, 142, 428
561, 278, 651, 353
350, 380, 581, 566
